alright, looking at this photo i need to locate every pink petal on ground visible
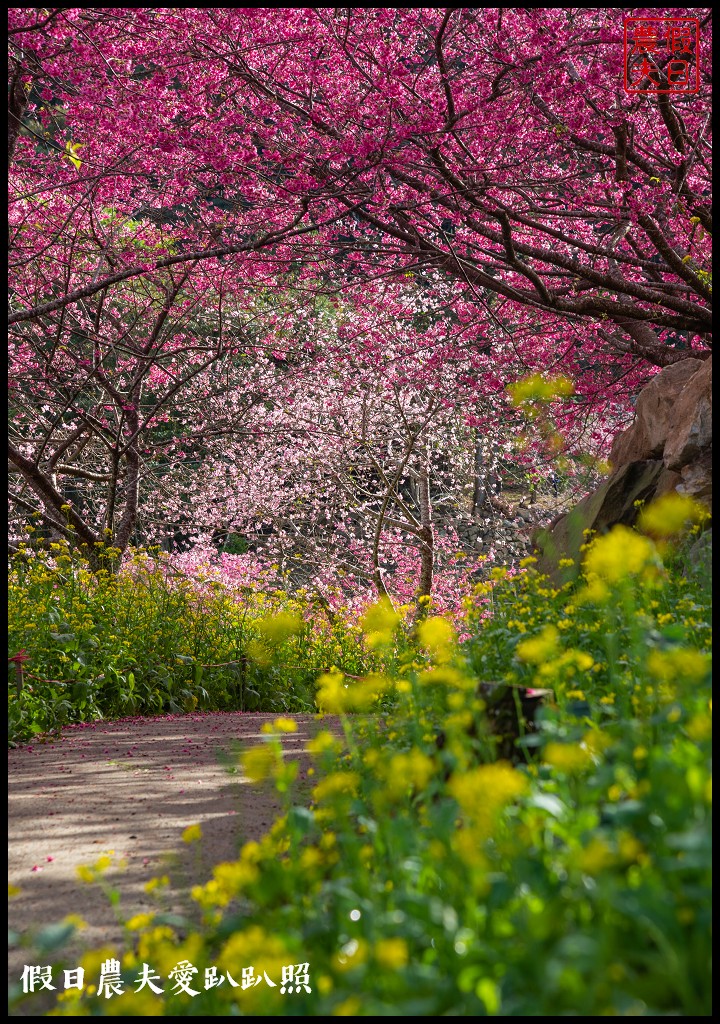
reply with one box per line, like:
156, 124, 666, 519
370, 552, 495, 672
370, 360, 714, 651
31, 865, 43, 872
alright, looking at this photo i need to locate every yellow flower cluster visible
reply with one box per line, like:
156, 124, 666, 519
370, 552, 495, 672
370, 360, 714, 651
638, 492, 709, 539
507, 373, 574, 407
255, 611, 303, 644
181, 823, 202, 844
316, 669, 384, 713
543, 742, 592, 773
312, 771, 361, 804
374, 937, 409, 969
307, 730, 343, 756
261, 716, 299, 734
359, 597, 401, 648
449, 761, 528, 834
516, 625, 559, 665
417, 615, 456, 654
646, 648, 710, 685
583, 525, 659, 583
378, 748, 435, 800
240, 743, 281, 782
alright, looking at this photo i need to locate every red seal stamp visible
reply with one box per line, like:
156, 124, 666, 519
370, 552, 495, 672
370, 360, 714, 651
624, 17, 700, 94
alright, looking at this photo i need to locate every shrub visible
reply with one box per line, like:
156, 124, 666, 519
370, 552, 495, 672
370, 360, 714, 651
8, 544, 381, 744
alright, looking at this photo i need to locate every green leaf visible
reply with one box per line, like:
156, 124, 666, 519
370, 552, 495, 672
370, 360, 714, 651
527, 792, 566, 818
35, 921, 76, 953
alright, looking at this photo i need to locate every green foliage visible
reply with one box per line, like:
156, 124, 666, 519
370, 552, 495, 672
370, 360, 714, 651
13, 518, 711, 1016
8, 544, 377, 744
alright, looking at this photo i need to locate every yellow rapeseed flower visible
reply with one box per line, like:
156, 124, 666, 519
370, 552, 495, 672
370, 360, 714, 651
417, 615, 455, 655
583, 729, 612, 755
618, 833, 646, 864
517, 625, 559, 665
143, 875, 169, 894
307, 730, 342, 756
449, 762, 527, 835
647, 647, 710, 685
256, 611, 303, 644
583, 525, 657, 582
316, 670, 381, 713
299, 846, 323, 871
575, 836, 615, 875
384, 749, 435, 798
359, 598, 401, 647
418, 665, 475, 689
543, 742, 592, 773
638, 492, 709, 539
212, 859, 260, 897
261, 716, 298, 734
684, 712, 712, 742
240, 744, 279, 782
374, 937, 409, 970
124, 913, 155, 931
181, 823, 202, 844
312, 771, 360, 803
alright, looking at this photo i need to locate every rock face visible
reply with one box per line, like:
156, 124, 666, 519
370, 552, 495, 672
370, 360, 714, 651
608, 359, 703, 467
662, 358, 713, 472
534, 356, 712, 579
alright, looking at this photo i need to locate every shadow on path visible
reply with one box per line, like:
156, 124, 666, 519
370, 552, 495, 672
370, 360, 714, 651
8, 711, 341, 1015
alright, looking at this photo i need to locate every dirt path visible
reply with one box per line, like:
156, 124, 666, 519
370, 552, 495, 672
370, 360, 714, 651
8, 711, 341, 1014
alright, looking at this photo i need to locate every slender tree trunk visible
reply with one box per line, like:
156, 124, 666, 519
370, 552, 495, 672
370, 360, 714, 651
114, 447, 139, 553
472, 436, 487, 517
371, 519, 393, 603
114, 395, 141, 554
416, 449, 434, 603
8, 441, 101, 566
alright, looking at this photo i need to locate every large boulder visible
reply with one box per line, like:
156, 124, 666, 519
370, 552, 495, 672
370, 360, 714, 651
678, 451, 713, 505
534, 356, 712, 580
663, 357, 712, 472
609, 358, 704, 469
533, 460, 675, 579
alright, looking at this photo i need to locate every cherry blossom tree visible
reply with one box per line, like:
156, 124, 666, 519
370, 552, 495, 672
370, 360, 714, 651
9, 8, 711, 358
8, 8, 712, 594
148, 284, 625, 609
